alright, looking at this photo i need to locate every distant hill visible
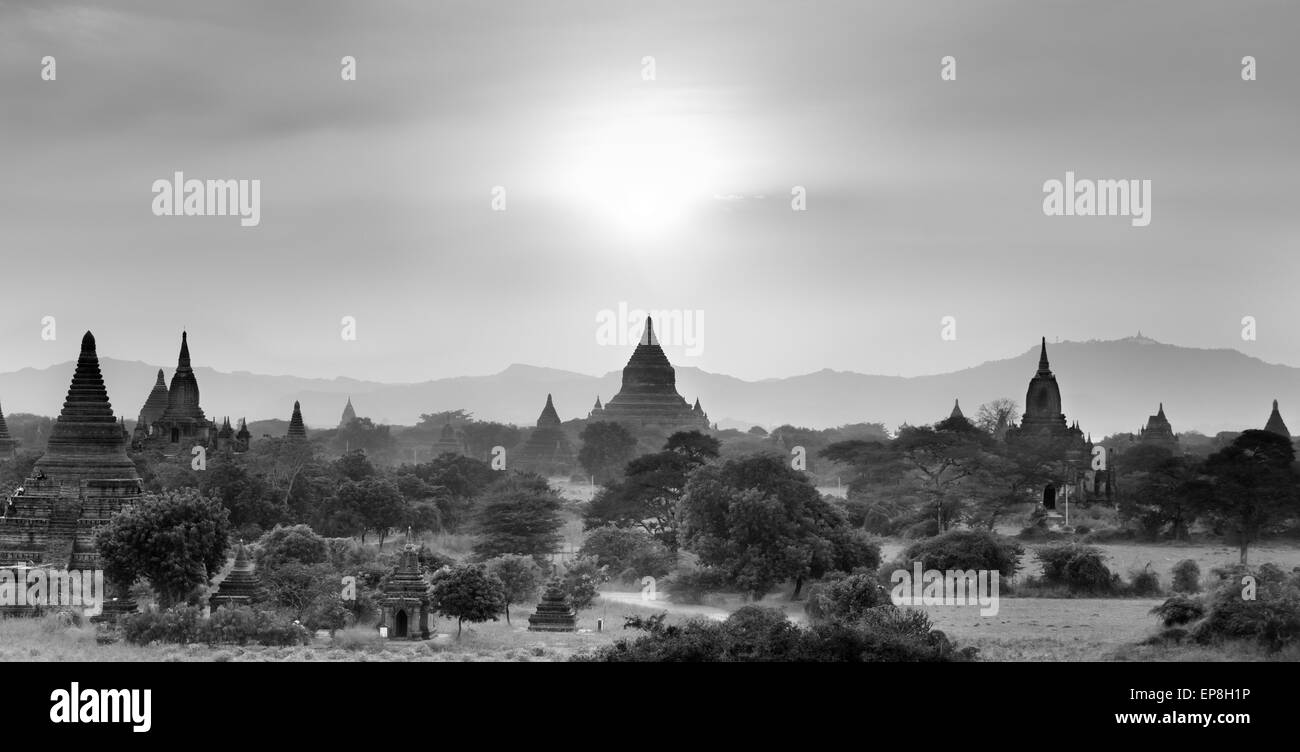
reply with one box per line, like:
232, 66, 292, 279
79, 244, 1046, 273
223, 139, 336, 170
0, 335, 1294, 437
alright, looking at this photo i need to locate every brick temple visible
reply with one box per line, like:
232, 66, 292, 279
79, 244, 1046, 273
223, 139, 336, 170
513, 394, 575, 473
587, 317, 709, 430
0, 332, 144, 578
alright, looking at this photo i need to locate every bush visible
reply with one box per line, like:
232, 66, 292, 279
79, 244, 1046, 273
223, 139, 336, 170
899, 529, 1024, 578
124, 605, 310, 646
1034, 543, 1120, 594
664, 568, 730, 605
1190, 564, 1300, 651
123, 606, 206, 645
1151, 595, 1205, 627
579, 527, 676, 583
805, 572, 888, 625
256, 524, 329, 571
1128, 566, 1162, 596
576, 603, 974, 662
1171, 559, 1201, 594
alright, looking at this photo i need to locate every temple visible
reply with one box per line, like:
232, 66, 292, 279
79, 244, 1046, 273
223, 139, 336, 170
0, 333, 143, 615
209, 542, 263, 610
513, 394, 576, 473
587, 317, 709, 430
378, 544, 430, 639
132, 369, 169, 444
0, 401, 16, 458
527, 578, 578, 632
431, 423, 464, 456
287, 401, 308, 440
339, 397, 357, 428
1264, 399, 1290, 437
1138, 403, 1178, 451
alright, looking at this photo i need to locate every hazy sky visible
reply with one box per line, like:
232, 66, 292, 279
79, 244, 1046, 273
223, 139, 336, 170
2, 0, 1297, 383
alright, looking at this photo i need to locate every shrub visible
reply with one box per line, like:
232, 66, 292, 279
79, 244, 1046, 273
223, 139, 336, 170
1128, 566, 1162, 596
805, 572, 888, 625
256, 524, 329, 571
123, 606, 206, 645
664, 568, 730, 605
1190, 564, 1300, 651
1151, 595, 1205, 627
1171, 559, 1201, 594
900, 529, 1024, 578
579, 527, 676, 583
561, 556, 608, 611
1034, 542, 1120, 594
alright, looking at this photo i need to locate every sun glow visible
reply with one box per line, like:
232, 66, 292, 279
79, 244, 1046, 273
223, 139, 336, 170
561, 111, 722, 239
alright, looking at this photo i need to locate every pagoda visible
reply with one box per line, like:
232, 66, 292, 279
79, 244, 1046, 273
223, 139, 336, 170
1264, 400, 1290, 437
0, 332, 143, 617
587, 317, 709, 429
236, 417, 252, 446
0, 401, 16, 458
131, 369, 169, 446
513, 394, 576, 473
1138, 403, 1178, 451
430, 423, 463, 456
287, 401, 307, 440
527, 578, 578, 632
149, 332, 215, 448
378, 544, 430, 639
339, 397, 357, 428
209, 542, 262, 610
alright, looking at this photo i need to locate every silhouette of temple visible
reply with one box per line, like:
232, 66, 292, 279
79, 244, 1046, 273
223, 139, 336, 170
1138, 403, 1178, 451
132, 332, 247, 453
287, 401, 308, 440
0, 401, 16, 458
587, 317, 709, 430
514, 394, 576, 473
339, 397, 357, 428
1264, 399, 1290, 437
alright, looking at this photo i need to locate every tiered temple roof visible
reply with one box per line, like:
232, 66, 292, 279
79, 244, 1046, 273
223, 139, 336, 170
1264, 399, 1290, 437
1, 332, 143, 583
587, 317, 709, 429
339, 397, 357, 428
513, 394, 575, 472
0, 400, 16, 456
287, 401, 307, 439
138, 369, 170, 429
150, 331, 214, 446
378, 544, 430, 639
527, 578, 578, 632
209, 542, 262, 610
1138, 403, 1178, 450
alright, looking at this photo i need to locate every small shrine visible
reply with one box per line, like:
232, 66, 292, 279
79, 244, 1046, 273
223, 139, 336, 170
209, 542, 262, 610
527, 578, 577, 632
379, 543, 430, 640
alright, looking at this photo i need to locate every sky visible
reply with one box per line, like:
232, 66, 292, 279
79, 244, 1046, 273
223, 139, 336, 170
1, 0, 1297, 384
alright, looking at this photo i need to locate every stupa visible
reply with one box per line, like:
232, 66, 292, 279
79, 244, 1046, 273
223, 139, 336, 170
131, 369, 169, 445
0, 401, 16, 458
339, 397, 357, 428
378, 544, 430, 639
287, 401, 308, 440
209, 542, 262, 610
527, 578, 578, 632
1138, 403, 1178, 451
430, 423, 463, 456
1264, 400, 1289, 437
513, 394, 576, 473
0, 332, 143, 617
587, 317, 709, 429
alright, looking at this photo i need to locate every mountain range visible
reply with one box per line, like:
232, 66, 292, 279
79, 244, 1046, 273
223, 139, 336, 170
0, 335, 1293, 438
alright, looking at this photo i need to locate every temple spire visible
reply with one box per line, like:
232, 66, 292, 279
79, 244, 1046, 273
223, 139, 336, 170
1037, 337, 1051, 375
640, 317, 657, 346
287, 401, 307, 439
950, 398, 964, 420
179, 330, 191, 368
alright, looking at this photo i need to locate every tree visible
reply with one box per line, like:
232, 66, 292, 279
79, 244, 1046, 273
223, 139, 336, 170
562, 556, 607, 611
485, 554, 542, 624
348, 478, 408, 547
1120, 455, 1196, 540
975, 399, 1020, 437
472, 473, 565, 560
332, 419, 397, 460
1190, 429, 1299, 564
679, 454, 867, 600
461, 421, 523, 462
584, 451, 694, 550
664, 430, 721, 464
429, 563, 506, 636
255, 524, 329, 570
578, 421, 637, 485
96, 489, 231, 607
333, 450, 376, 482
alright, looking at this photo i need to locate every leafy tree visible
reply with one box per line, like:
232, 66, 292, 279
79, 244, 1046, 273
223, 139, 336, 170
472, 473, 565, 560
333, 450, 376, 482
1119, 454, 1195, 540
332, 419, 396, 460
196, 456, 282, 533
429, 563, 506, 636
97, 489, 231, 607
578, 421, 637, 485
347, 478, 409, 547
461, 421, 523, 462
1189, 429, 1300, 564
975, 399, 1020, 437
664, 430, 721, 463
562, 556, 607, 611
255, 524, 329, 569
578, 526, 677, 581
485, 554, 542, 624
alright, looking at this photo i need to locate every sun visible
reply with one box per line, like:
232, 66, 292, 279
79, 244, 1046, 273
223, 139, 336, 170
562, 112, 721, 239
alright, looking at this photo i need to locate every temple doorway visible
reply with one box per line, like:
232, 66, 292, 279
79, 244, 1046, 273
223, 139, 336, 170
1043, 484, 1057, 510
394, 610, 408, 638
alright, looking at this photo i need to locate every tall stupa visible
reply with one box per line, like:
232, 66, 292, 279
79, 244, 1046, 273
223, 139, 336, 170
587, 317, 709, 429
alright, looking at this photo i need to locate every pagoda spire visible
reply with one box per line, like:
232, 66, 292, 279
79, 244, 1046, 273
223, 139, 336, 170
950, 398, 964, 419
640, 317, 657, 346
288, 401, 307, 439
1037, 337, 1051, 375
